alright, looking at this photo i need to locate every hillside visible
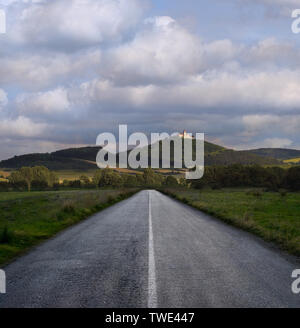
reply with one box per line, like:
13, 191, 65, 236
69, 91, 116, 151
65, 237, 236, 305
206, 150, 280, 166
247, 148, 300, 160
0, 141, 281, 170
0, 147, 101, 170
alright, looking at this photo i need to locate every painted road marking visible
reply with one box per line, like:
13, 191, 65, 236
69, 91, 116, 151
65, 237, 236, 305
148, 191, 158, 308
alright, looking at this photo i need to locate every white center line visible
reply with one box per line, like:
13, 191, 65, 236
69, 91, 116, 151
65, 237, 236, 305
148, 190, 158, 308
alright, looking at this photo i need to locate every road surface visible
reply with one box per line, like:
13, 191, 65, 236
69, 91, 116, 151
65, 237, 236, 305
0, 190, 299, 308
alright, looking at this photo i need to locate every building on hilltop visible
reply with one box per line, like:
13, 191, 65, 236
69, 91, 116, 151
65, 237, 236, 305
178, 130, 194, 139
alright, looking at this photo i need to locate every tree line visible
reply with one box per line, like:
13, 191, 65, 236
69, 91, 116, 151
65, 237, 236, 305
0, 167, 181, 192
1, 165, 300, 192
191, 164, 300, 191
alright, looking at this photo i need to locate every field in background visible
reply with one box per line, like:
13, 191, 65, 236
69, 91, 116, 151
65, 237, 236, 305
0, 170, 9, 182
162, 188, 300, 256
53, 169, 97, 182
284, 158, 300, 164
0, 189, 138, 265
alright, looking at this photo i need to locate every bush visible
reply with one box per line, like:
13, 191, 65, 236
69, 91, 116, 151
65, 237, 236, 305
0, 226, 13, 244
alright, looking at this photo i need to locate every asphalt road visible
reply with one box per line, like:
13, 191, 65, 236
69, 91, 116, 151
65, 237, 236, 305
0, 190, 299, 308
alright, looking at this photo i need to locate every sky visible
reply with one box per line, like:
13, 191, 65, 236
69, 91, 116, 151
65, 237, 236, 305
0, 0, 300, 160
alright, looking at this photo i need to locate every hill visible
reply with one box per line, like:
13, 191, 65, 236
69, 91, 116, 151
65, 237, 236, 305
0, 147, 101, 170
247, 148, 300, 160
206, 149, 280, 166
0, 141, 281, 170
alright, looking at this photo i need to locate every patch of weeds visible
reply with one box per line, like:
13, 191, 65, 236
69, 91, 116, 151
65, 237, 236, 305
62, 201, 76, 214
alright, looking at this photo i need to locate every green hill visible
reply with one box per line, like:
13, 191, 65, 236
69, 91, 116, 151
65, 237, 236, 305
206, 149, 280, 166
0, 142, 281, 170
247, 148, 300, 160
0, 147, 101, 170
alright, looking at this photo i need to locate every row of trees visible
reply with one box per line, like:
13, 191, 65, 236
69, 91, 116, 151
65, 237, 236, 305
1, 165, 300, 192
191, 165, 300, 191
0, 167, 181, 191
91, 168, 180, 188
8, 166, 58, 191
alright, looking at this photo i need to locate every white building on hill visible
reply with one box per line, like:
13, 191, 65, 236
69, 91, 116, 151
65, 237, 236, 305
178, 130, 194, 139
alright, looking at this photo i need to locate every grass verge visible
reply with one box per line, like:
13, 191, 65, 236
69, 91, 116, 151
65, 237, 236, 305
159, 188, 300, 257
0, 189, 139, 266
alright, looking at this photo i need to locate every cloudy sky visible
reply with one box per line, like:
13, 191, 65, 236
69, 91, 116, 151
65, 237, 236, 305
0, 0, 300, 160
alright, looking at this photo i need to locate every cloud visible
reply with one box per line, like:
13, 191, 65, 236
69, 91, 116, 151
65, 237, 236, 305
76, 69, 300, 111
255, 0, 299, 6
0, 50, 102, 90
17, 88, 70, 115
102, 16, 203, 85
1, 2, 300, 159
0, 116, 47, 137
8, 0, 146, 50
244, 38, 300, 69
241, 0, 299, 17
260, 137, 293, 148
0, 89, 8, 109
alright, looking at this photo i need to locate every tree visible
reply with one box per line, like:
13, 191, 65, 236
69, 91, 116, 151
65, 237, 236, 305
124, 175, 138, 187
80, 175, 90, 185
96, 168, 123, 188
9, 166, 58, 191
285, 167, 300, 191
32, 166, 58, 188
143, 168, 156, 186
165, 176, 179, 186
143, 168, 163, 187
93, 170, 102, 187
19, 167, 34, 191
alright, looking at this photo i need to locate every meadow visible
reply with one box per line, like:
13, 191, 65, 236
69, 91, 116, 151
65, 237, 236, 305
0, 189, 137, 265
161, 188, 300, 256
284, 158, 300, 164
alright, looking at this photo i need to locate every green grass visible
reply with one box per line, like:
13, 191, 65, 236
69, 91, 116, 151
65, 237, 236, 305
161, 188, 300, 257
0, 188, 138, 265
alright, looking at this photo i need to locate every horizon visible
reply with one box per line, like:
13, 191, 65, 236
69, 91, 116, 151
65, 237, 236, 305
1, 137, 300, 163
1, 0, 300, 160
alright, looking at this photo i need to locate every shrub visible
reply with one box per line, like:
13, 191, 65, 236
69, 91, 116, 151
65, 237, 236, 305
0, 226, 13, 244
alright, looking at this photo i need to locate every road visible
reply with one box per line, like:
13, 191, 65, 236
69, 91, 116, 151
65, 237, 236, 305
0, 190, 299, 308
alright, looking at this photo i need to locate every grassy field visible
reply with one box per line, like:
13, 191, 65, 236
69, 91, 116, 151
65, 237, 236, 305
161, 188, 300, 256
284, 158, 300, 164
0, 170, 9, 182
53, 169, 97, 182
0, 189, 138, 265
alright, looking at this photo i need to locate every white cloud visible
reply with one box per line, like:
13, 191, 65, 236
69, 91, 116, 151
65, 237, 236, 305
0, 50, 102, 90
102, 16, 204, 85
0, 116, 47, 137
9, 0, 146, 50
260, 137, 293, 148
17, 88, 70, 114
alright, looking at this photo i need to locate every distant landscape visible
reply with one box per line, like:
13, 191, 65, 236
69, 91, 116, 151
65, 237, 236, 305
0, 140, 300, 265
2, 140, 300, 173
